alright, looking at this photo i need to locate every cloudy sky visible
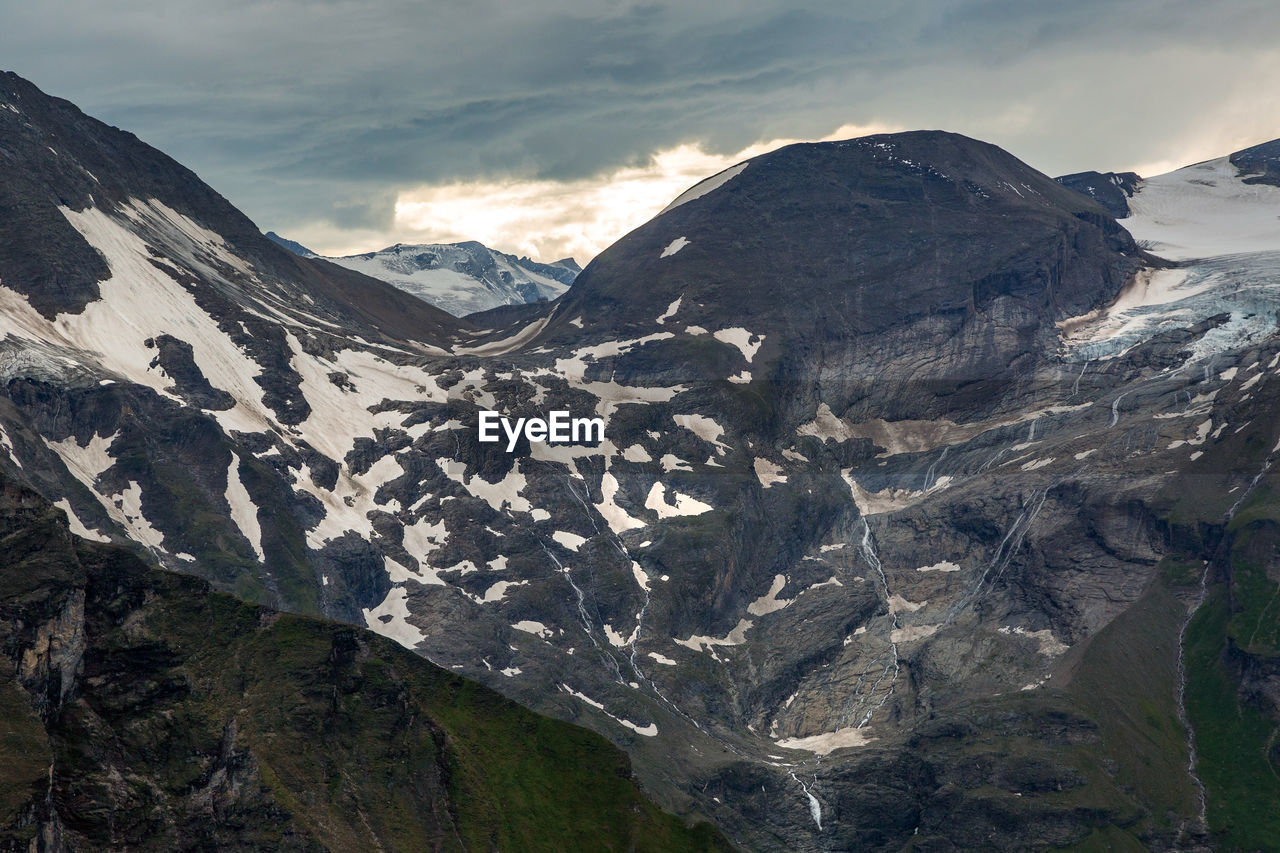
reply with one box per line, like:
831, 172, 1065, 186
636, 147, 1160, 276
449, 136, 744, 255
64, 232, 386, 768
5, 0, 1280, 262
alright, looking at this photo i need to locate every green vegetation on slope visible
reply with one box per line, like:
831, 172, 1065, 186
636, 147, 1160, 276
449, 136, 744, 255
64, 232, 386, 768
1185, 585, 1280, 850
1065, 566, 1200, 847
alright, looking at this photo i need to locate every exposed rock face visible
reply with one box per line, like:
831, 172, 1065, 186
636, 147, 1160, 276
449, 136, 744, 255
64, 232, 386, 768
1055, 170, 1142, 217
2, 71, 1280, 850
1229, 137, 1280, 187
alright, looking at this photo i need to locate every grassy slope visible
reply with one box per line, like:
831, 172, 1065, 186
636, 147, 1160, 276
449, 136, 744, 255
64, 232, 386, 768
1185, 584, 1280, 851
1063, 564, 1200, 849
1178, 489, 1280, 851
1160, 439, 1280, 851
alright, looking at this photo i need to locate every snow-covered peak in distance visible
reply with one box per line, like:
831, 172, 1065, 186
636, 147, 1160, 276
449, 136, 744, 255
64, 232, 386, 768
315, 240, 578, 317
1121, 155, 1280, 260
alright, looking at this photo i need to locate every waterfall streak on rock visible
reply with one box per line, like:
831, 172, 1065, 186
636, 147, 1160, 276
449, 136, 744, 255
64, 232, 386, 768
856, 518, 900, 728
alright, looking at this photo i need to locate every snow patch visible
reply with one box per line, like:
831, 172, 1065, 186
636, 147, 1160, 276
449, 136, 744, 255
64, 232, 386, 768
660, 237, 689, 258
363, 586, 424, 648
437, 458, 531, 513
47, 431, 117, 492
512, 620, 553, 639
552, 530, 587, 551
713, 327, 764, 362
660, 162, 748, 213
107, 482, 164, 550
888, 594, 926, 614
672, 414, 730, 452
622, 443, 653, 463
675, 618, 753, 651
890, 624, 939, 643
455, 315, 552, 356
660, 453, 693, 472
998, 625, 1069, 656
604, 623, 637, 647
797, 403, 853, 442
225, 452, 264, 561
477, 580, 526, 604
53, 499, 110, 543
776, 726, 876, 754
596, 471, 646, 533
656, 296, 682, 324
753, 457, 787, 488
644, 482, 713, 517
747, 574, 792, 616
560, 685, 658, 736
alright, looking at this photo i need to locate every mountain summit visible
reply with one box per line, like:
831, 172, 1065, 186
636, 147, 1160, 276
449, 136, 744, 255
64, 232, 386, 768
542, 131, 1144, 422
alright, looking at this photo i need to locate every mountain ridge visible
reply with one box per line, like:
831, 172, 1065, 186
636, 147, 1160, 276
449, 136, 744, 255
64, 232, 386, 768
316, 239, 578, 317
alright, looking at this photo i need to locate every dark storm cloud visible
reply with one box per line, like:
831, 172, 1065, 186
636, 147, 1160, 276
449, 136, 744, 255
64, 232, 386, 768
4, 0, 1280, 250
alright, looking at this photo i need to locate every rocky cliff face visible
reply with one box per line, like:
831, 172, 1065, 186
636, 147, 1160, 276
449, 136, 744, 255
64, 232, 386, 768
1054, 170, 1142, 218
2, 70, 1280, 850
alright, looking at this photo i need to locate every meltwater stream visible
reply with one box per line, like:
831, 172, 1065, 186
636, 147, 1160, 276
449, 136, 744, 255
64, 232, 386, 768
856, 518, 901, 728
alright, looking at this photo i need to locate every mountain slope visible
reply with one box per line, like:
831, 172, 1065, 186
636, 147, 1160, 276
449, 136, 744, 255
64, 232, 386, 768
317, 240, 578, 317
0, 472, 728, 851
0, 72, 463, 344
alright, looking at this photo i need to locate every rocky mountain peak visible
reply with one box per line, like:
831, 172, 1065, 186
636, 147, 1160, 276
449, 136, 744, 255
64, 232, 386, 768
1229, 135, 1280, 187
315, 238, 578, 317
1054, 170, 1143, 218
542, 130, 1143, 423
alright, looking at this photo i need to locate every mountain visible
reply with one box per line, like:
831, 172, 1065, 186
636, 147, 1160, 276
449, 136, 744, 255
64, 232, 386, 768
3, 68, 1280, 850
315, 240, 578, 317
1054, 170, 1142, 218
0, 71, 729, 850
264, 230, 317, 257
0, 471, 728, 851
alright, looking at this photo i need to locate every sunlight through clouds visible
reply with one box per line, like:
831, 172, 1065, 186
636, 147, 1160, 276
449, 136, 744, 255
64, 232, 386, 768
299, 123, 898, 262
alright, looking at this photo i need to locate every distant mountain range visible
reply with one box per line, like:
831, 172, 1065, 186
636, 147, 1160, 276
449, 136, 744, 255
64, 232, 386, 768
265, 231, 580, 317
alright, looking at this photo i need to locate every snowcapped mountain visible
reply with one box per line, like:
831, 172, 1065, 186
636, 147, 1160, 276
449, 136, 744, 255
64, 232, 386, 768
314, 240, 579, 317
1056, 152, 1280, 364
5, 68, 1280, 850
0, 70, 731, 851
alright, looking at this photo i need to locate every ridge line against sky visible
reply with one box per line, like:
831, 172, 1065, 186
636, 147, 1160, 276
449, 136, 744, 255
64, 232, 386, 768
5, 0, 1280, 262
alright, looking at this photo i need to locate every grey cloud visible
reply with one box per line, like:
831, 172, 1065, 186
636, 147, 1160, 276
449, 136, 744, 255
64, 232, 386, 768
4, 0, 1280, 249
